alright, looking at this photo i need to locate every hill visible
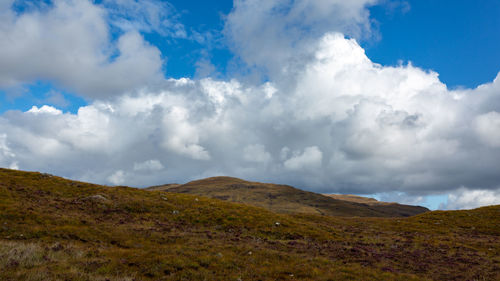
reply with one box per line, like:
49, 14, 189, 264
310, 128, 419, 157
149, 176, 428, 217
322, 194, 383, 205
0, 168, 499, 280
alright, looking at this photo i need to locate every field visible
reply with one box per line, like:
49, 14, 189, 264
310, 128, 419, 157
0, 168, 499, 280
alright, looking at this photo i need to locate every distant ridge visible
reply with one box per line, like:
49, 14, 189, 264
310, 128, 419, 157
147, 183, 181, 191
148, 176, 429, 217
322, 194, 382, 205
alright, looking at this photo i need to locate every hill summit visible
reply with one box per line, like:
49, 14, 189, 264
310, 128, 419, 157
148, 176, 429, 217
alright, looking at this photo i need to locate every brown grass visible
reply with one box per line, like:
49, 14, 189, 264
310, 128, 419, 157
0, 168, 498, 280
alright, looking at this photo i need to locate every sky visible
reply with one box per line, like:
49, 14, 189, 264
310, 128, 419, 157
1, 0, 500, 210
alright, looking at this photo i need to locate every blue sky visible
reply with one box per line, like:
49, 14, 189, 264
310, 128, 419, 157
367, 0, 500, 89
1, 0, 500, 210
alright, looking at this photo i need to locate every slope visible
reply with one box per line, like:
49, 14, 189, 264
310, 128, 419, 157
0, 168, 499, 281
152, 176, 428, 217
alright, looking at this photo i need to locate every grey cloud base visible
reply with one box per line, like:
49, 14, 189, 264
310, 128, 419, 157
1, 34, 500, 210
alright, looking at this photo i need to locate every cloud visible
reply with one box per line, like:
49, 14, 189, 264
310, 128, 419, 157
0, 134, 15, 159
102, 0, 187, 38
474, 111, 500, 147
225, 0, 378, 77
284, 146, 323, 171
27, 105, 63, 115
243, 144, 272, 164
0, 133, 17, 169
444, 188, 500, 210
108, 170, 126, 185
0, 33, 499, 199
134, 159, 164, 172
0, 31, 498, 202
161, 106, 211, 160
0, 0, 164, 98
375, 191, 424, 206
43, 91, 70, 108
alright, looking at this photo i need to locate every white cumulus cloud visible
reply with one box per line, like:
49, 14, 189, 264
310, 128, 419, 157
27, 105, 63, 115
0, 33, 499, 201
0, 0, 164, 98
225, 0, 378, 77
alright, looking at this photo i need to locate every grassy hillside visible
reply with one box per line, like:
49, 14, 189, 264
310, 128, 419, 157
0, 168, 499, 281
151, 176, 428, 217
